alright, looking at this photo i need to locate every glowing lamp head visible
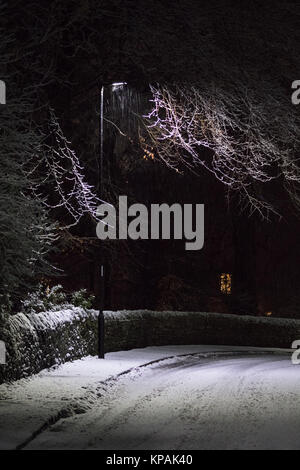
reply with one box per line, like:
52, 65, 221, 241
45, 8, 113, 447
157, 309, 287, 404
111, 82, 127, 92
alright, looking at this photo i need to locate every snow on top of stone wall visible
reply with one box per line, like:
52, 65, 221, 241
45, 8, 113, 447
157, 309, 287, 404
9, 312, 37, 337
102, 310, 300, 327
29, 307, 98, 331
7, 308, 300, 336
8, 307, 97, 333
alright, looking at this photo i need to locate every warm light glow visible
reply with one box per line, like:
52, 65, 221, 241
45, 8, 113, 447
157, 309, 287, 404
265, 311, 272, 316
220, 273, 232, 294
142, 147, 155, 161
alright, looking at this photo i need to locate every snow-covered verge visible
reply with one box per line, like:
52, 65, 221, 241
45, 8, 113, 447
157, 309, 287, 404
1, 308, 300, 384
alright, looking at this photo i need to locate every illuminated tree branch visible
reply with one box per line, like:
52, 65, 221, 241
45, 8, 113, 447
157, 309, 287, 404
146, 83, 300, 218
30, 110, 102, 229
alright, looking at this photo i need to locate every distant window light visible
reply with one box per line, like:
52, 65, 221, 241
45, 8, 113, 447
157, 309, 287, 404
265, 311, 272, 317
220, 273, 232, 295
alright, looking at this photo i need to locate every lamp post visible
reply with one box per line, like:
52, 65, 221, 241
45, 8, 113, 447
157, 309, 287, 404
98, 82, 127, 359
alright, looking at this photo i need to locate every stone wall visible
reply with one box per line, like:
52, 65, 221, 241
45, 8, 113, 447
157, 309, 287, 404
1, 309, 299, 383
104, 310, 300, 351
0, 308, 98, 383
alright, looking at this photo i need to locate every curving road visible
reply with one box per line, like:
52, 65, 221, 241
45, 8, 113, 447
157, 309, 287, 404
25, 350, 300, 450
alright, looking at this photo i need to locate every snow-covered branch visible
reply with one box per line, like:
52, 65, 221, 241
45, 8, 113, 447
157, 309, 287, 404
30, 110, 102, 228
146, 83, 300, 217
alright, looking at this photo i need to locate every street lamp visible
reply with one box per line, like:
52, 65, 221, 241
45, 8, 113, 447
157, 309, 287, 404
98, 81, 127, 359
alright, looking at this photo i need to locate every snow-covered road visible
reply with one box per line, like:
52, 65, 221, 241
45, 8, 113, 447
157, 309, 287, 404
1, 345, 299, 450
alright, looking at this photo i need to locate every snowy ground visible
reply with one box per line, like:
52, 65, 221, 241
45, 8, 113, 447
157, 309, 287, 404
1, 345, 299, 450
